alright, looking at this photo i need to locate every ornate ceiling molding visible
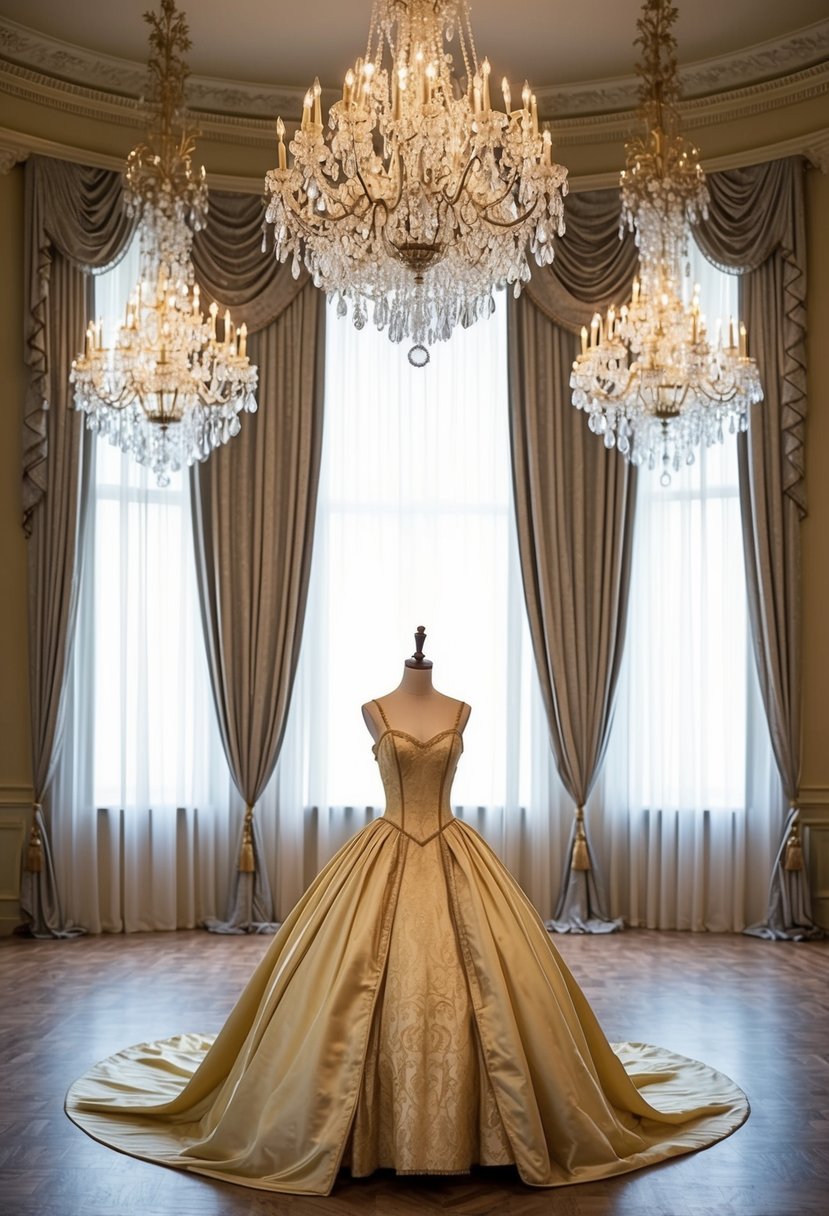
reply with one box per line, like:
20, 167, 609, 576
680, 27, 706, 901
1, 13, 827, 176
0, 17, 318, 119
0, 61, 283, 148
1, 13, 827, 122
548, 62, 829, 146
3, 123, 826, 195
2, 51, 827, 156
536, 19, 829, 116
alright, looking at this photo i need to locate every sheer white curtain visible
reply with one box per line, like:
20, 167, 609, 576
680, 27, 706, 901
261, 300, 567, 919
594, 242, 784, 931
54, 240, 781, 935
53, 240, 232, 932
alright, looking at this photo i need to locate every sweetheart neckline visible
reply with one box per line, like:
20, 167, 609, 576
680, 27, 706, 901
372, 728, 464, 754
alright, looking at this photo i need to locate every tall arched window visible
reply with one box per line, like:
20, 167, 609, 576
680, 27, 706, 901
58, 238, 780, 932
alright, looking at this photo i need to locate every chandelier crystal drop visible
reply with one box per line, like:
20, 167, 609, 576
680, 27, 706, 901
569, 0, 762, 483
71, 0, 258, 486
263, 0, 568, 358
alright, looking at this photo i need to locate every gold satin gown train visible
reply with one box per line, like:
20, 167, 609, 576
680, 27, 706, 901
66, 701, 748, 1195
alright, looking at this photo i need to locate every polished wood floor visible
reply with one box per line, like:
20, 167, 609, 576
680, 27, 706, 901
0, 928, 827, 1216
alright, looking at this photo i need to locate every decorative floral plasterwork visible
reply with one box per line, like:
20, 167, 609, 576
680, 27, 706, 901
0, 17, 320, 118
537, 19, 829, 115
0, 146, 23, 174
1, 14, 826, 120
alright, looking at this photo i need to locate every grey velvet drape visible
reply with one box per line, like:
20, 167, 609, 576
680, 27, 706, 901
192, 189, 310, 332
509, 189, 637, 933
524, 187, 640, 334
511, 160, 816, 937
695, 159, 818, 939
20, 157, 135, 936
191, 196, 325, 933
20, 163, 324, 937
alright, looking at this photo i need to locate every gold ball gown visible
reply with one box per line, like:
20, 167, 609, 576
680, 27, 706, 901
66, 701, 748, 1194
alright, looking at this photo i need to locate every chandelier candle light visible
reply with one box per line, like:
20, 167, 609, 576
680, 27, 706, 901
264, 0, 568, 365
71, 0, 258, 485
569, 0, 762, 483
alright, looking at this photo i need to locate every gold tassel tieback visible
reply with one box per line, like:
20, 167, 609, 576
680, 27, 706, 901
26, 808, 44, 874
571, 806, 591, 872
239, 806, 256, 874
784, 817, 803, 872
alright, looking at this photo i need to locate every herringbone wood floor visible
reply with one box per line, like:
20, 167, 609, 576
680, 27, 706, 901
0, 929, 827, 1216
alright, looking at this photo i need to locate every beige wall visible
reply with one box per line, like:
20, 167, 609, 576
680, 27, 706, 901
0, 166, 29, 785
0, 92, 827, 926
0, 164, 33, 932
800, 167, 829, 926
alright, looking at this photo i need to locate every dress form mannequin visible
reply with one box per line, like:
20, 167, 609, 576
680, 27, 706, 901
362, 626, 471, 742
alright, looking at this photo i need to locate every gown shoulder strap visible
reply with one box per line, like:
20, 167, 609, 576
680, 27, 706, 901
453, 700, 466, 729
373, 698, 391, 728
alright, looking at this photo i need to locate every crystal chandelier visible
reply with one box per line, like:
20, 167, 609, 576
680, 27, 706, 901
71, 0, 258, 486
570, 0, 762, 483
264, 0, 568, 365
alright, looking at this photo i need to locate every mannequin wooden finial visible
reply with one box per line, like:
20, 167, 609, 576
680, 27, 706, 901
405, 624, 433, 669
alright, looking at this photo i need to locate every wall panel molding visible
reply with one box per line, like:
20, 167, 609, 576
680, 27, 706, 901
799, 786, 829, 930
0, 786, 30, 936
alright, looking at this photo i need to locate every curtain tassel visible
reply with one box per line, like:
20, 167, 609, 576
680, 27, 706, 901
571, 806, 591, 872
784, 817, 803, 872
238, 806, 256, 874
26, 808, 44, 873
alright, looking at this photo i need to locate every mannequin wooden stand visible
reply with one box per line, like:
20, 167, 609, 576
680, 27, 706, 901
362, 625, 471, 742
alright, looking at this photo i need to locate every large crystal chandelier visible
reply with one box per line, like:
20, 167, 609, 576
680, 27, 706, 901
570, 0, 762, 483
71, 0, 258, 485
264, 0, 568, 364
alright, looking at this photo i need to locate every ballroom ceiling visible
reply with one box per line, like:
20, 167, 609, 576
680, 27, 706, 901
0, 0, 827, 94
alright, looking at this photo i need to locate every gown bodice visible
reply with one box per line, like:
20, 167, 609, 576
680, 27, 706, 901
372, 700, 464, 844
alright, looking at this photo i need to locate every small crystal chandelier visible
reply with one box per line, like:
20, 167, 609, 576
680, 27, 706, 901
71, 0, 258, 485
570, 0, 762, 483
264, 0, 568, 365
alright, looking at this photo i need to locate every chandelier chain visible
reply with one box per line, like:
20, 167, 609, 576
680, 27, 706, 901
570, 0, 762, 483
71, 0, 258, 486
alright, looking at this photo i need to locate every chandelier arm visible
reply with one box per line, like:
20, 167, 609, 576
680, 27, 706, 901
386, 146, 407, 216
310, 184, 370, 225
349, 139, 379, 209
282, 186, 370, 239
374, 195, 395, 242
87, 383, 139, 412
468, 161, 520, 210
700, 383, 739, 404
304, 168, 348, 212
583, 365, 635, 404
479, 195, 540, 231
198, 383, 238, 409
444, 152, 482, 208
